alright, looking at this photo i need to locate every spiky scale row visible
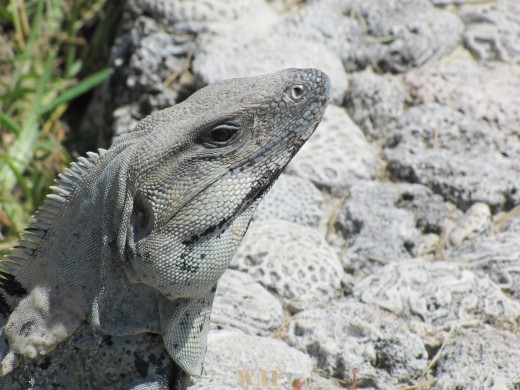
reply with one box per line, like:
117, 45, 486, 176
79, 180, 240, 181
1, 150, 103, 275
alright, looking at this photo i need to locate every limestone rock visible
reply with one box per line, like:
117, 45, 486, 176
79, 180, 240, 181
286, 105, 377, 194
275, 2, 369, 72
134, 0, 262, 22
405, 59, 520, 138
336, 181, 458, 276
353, 260, 520, 331
211, 270, 283, 336
460, 0, 520, 63
317, 0, 463, 72
345, 69, 406, 141
433, 326, 520, 389
384, 103, 520, 211
447, 231, 520, 301
232, 219, 343, 312
189, 331, 313, 389
448, 202, 491, 247
254, 174, 324, 228
0, 323, 174, 389
286, 300, 428, 388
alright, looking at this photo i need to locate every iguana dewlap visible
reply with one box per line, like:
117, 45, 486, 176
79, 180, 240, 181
0, 68, 330, 377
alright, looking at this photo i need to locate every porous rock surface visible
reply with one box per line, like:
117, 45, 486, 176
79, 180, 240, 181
433, 326, 520, 389
336, 180, 460, 276
210, 269, 283, 336
231, 219, 343, 312
286, 104, 377, 194
252, 174, 324, 228
3, 0, 520, 388
189, 331, 314, 390
460, 0, 520, 63
353, 260, 520, 333
384, 103, 520, 211
286, 300, 428, 388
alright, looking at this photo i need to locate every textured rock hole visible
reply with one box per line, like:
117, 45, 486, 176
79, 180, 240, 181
404, 240, 416, 256
38, 356, 52, 370
293, 323, 306, 337
319, 266, 327, 280
346, 324, 365, 338
374, 341, 394, 371
400, 192, 415, 202
269, 271, 281, 284
324, 168, 338, 179
333, 354, 347, 379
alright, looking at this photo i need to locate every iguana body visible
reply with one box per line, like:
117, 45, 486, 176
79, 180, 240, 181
0, 68, 330, 380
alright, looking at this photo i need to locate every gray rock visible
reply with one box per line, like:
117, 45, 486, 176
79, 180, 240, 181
494, 206, 520, 234
253, 174, 324, 228
405, 59, 520, 138
0, 322, 174, 389
316, 0, 463, 72
134, 0, 262, 22
447, 231, 520, 301
286, 300, 428, 388
305, 373, 343, 390
275, 2, 369, 72
353, 260, 520, 331
460, 0, 520, 63
433, 326, 520, 389
192, 34, 348, 104
231, 219, 343, 312
345, 69, 406, 141
431, 0, 465, 4
286, 105, 377, 194
189, 331, 313, 389
80, 15, 198, 140
336, 181, 458, 276
211, 270, 283, 336
384, 103, 520, 211
447, 202, 491, 247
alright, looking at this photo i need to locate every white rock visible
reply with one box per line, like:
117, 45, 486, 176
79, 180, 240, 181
190, 331, 314, 389
254, 174, 324, 228
286, 300, 428, 388
232, 219, 343, 312
448, 202, 491, 247
286, 105, 377, 194
211, 270, 283, 336
433, 326, 520, 389
353, 260, 520, 330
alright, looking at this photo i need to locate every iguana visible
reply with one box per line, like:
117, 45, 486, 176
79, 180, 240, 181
0, 68, 330, 383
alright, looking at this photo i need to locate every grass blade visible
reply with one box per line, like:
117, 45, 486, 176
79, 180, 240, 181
41, 68, 109, 114
0, 112, 21, 136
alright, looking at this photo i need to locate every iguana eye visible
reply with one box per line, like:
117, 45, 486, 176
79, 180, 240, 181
200, 124, 240, 147
209, 126, 237, 143
289, 84, 307, 101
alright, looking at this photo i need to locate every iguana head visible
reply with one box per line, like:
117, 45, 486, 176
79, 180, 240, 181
122, 68, 330, 299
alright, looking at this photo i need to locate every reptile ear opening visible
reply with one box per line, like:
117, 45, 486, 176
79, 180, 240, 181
131, 195, 153, 243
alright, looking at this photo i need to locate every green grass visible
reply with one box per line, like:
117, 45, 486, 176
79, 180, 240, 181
0, 0, 112, 238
